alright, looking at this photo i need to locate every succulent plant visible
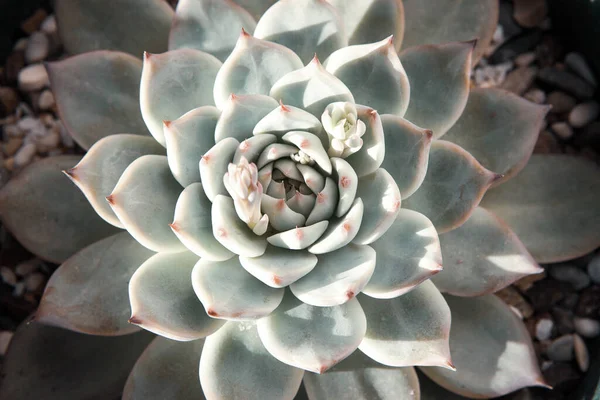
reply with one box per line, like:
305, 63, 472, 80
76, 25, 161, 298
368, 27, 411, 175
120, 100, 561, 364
1, 0, 600, 399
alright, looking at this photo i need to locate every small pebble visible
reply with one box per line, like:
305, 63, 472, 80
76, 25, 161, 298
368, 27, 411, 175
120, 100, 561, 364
515, 51, 536, 67
38, 90, 55, 110
0, 331, 13, 356
25, 31, 50, 64
573, 334, 589, 372
513, 0, 547, 28
13, 38, 28, 52
0, 266, 17, 286
565, 52, 597, 87
15, 259, 39, 277
549, 264, 590, 290
535, 318, 554, 340
552, 307, 575, 335
40, 15, 57, 35
533, 130, 561, 154
546, 91, 577, 114
0, 86, 20, 117
12, 281, 25, 297
3, 124, 23, 139
576, 286, 600, 317
587, 254, 600, 283
574, 317, 600, 338
524, 88, 546, 104
35, 130, 61, 153
569, 101, 600, 128
2, 137, 23, 157
551, 122, 573, 140
18, 63, 49, 92
13, 142, 37, 167
21, 9, 47, 34
495, 287, 534, 318
501, 66, 537, 95
3, 158, 14, 171
538, 67, 595, 99
25, 272, 46, 292
546, 334, 574, 361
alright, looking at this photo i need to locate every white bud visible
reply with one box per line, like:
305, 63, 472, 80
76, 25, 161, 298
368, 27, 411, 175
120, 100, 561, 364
322, 101, 366, 158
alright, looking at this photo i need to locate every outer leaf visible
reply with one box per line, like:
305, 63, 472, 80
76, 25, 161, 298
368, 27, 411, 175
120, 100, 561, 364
401, 0, 498, 64
66, 134, 166, 228
420, 294, 548, 398
443, 88, 550, 184
380, 114, 432, 199
403, 141, 497, 233
171, 183, 235, 261
328, 0, 405, 50
231, 0, 277, 20
123, 337, 205, 400
169, 0, 257, 61
200, 322, 304, 400
290, 244, 376, 306
213, 32, 303, 109
433, 207, 543, 297
362, 209, 442, 299
358, 281, 452, 368
400, 41, 474, 139
0, 156, 119, 264
254, 0, 346, 63
192, 257, 284, 320
0, 321, 153, 400
129, 252, 224, 341
270, 57, 354, 118
240, 246, 318, 288
55, 0, 172, 56
325, 38, 410, 116
164, 106, 220, 187
108, 155, 185, 253
309, 198, 364, 254
36, 232, 154, 336
257, 291, 367, 373
46, 51, 148, 150
481, 155, 600, 263
215, 94, 278, 142
140, 49, 222, 146
418, 371, 472, 400
304, 351, 420, 400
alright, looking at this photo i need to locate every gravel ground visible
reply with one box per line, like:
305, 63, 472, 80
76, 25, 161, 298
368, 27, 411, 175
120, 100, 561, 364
0, 1, 599, 399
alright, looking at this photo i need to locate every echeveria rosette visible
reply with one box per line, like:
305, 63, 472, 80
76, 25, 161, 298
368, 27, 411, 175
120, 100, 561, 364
1, 1, 600, 400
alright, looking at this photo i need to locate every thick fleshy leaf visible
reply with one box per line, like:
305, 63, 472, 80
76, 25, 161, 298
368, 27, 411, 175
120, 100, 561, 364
420, 294, 548, 398
481, 155, 600, 263
47, 51, 148, 150
240, 246, 318, 288
253, 103, 327, 146
297, 164, 325, 194
418, 371, 472, 400
169, 0, 257, 61
267, 221, 329, 250
65, 134, 165, 228
129, 252, 224, 341
199, 137, 239, 201
380, 114, 432, 199
403, 140, 497, 233
270, 57, 354, 118
257, 291, 367, 373
0, 156, 119, 263
400, 41, 473, 139
213, 32, 303, 109
328, 0, 405, 50
304, 351, 420, 400
359, 281, 452, 368
363, 209, 442, 299
254, 0, 346, 63
291, 244, 376, 306
331, 157, 358, 217
201, 321, 303, 400
216, 94, 279, 142
443, 88, 550, 184
140, 49, 222, 146
324, 38, 410, 116
282, 131, 332, 174
172, 183, 235, 261
401, 0, 498, 64
192, 257, 284, 320
55, 0, 172, 56
123, 337, 205, 400
0, 321, 153, 400
211, 195, 268, 257
306, 177, 337, 225
231, 0, 276, 19
309, 198, 364, 254
433, 207, 543, 297
262, 194, 307, 231
353, 168, 401, 245
164, 106, 220, 187
108, 155, 185, 253
344, 106, 385, 177
36, 232, 154, 336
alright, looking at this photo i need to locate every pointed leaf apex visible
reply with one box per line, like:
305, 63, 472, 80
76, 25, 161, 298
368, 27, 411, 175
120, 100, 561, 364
386, 35, 395, 47
240, 27, 250, 37
163, 120, 172, 128
106, 194, 116, 205
143, 51, 153, 60
229, 93, 238, 102
128, 315, 142, 325
368, 109, 378, 119
62, 168, 77, 182
310, 53, 321, 66
206, 308, 219, 317
445, 360, 457, 371
169, 222, 180, 232
425, 129, 434, 141
491, 173, 505, 184
535, 378, 553, 390
279, 100, 291, 112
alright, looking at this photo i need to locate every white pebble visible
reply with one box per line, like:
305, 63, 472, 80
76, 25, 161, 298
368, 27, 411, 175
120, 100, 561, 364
40, 15, 57, 35
524, 89, 546, 104
0, 331, 13, 356
13, 143, 37, 167
15, 259, 39, 276
587, 253, 600, 283
35, 130, 61, 153
12, 281, 25, 297
0, 266, 17, 286
551, 122, 574, 140
25, 32, 50, 64
535, 318, 554, 341
546, 334, 574, 361
38, 90, 55, 110
25, 272, 46, 292
569, 101, 600, 128
492, 25, 505, 44
18, 63, 49, 92
574, 334, 589, 372
565, 52, 597, 87
574, 317, 600, 338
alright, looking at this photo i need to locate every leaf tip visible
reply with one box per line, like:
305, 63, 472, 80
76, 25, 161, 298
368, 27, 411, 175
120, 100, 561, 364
106, 194, 116, 206
240, 27, 250, 38
444, 359, 457, 371
62, 168, 77, 182
279, 99, 291, 112
128, 315, 142, 325
346, 289, 355, 300
143, 51, 153, 61
207, 308, 219, 317
534, 378, 552, 390
424, 129, 434, 141
229, 93, 238, 102
169, 222, 180, 232
163, 120, 172, 128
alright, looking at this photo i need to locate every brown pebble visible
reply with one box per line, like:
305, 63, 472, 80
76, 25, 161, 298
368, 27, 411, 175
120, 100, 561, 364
513, 0, 547, 28
533, 130, 562, 154
496, 286, 534, 318
20, 9, 48, 34
2, 137, 23, 157
0, 87, 20, 117
501, 66, 538, 95
576, 285, 600, 317
5, 51, 25, 84
514, 270, 547, 292
547, 91, 577, 114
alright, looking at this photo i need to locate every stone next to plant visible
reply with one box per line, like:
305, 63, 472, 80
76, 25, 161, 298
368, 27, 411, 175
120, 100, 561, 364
0, 0, 599, 399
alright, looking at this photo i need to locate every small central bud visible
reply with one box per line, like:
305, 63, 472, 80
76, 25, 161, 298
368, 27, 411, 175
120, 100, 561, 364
321, 102, 366, 158
290, 150, 314, 165
223, 157, 269, 235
